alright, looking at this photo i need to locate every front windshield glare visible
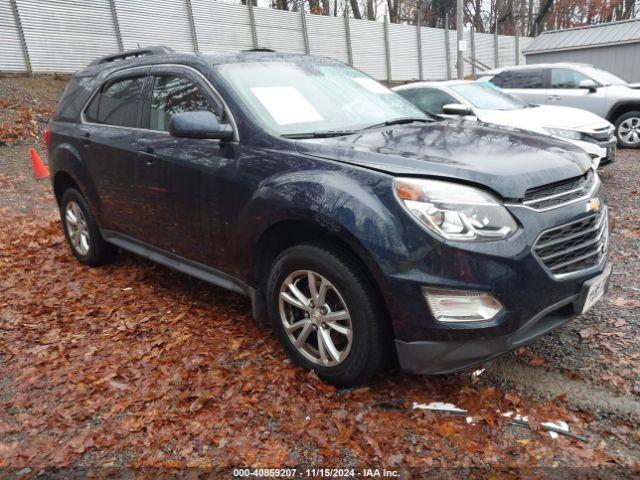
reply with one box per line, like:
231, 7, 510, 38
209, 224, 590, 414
216, 61, 427, 135
450, 83, 527, 110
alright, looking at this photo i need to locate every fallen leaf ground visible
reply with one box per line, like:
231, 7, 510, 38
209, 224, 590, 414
0, 74, 639, 478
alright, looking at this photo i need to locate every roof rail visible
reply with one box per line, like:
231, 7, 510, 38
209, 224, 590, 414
88, 46, 175, 66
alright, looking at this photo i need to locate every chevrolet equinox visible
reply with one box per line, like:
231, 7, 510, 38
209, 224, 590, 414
48, 47, 611, 386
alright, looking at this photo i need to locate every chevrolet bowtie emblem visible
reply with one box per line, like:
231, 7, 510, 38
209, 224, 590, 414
586, 198, 601, 212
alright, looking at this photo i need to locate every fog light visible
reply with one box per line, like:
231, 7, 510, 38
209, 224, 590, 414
423, 288, 504, 323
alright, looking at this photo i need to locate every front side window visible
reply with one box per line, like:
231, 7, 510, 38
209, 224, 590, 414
550, 68, 591, 89
510, 69, 545, 89
149, 75, 223, 131
215, 60, 427, 136
85, 76, 145, 127
396, 88, 458, 115
449, 83, 527, 110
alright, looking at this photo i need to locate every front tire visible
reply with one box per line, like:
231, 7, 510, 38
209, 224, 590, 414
615, 111, 640, 148
266, 242, 389, 387
60, 188, 117, 266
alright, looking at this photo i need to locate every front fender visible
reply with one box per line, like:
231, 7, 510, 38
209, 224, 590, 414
233, 168, 427, 278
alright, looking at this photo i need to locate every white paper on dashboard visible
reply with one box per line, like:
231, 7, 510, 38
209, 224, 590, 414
250, 86, 324, 125
353, 78, 392, 94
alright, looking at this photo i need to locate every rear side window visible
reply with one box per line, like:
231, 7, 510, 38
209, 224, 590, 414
509, 69, 544, 88
550, 68, 591, 89
396, 88, 457, 115
54, 76, 96, 122
84, 76, 145, 127
149, 75, 224, 131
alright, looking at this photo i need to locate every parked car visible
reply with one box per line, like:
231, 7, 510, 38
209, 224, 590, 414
393, 80, 616, 168
477, 63, 640, 148
48, 47, 611, 386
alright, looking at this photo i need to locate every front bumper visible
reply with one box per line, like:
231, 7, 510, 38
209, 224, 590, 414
378, 182, 610, 375
395, 263, 611, 374
563, 137, 616, 168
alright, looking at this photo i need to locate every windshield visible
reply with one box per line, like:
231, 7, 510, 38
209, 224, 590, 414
582, 67, 627, 85
215, 60, 428, 136
449, 83, 528, 110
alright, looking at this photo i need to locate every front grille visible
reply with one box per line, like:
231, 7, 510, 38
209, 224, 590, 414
523, 170, 596, 211
534, 207, 608, 276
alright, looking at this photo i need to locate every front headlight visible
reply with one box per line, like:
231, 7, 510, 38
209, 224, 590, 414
394, 178, 517, 241
543, 127, 583, 141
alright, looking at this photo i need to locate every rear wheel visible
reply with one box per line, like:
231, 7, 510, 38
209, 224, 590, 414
615, 111, 640, 148
266, 242, 389, 387
60, 188, 117, 266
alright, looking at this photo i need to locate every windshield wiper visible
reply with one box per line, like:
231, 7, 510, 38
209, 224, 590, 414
281, 130, 359, 139
360, 117, 433, 131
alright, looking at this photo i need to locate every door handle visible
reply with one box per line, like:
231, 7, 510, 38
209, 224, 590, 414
548, 95, 561, 101
138, 149, 157, 165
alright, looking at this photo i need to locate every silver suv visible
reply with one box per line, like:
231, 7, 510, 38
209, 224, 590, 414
478, 63, 640, 148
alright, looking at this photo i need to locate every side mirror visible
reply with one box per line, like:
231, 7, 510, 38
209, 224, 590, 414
169, 111, 234, 140
442, 103, 473, 116
579, 79, 598, 93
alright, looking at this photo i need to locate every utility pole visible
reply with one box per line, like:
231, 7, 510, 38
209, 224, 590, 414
456, 0, 464, 79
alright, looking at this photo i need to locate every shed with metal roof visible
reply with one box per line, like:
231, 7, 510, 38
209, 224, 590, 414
523, 19, 640, 82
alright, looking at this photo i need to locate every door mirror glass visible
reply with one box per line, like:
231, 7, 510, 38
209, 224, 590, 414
579, 79, 598, 92
169, 111, 234, 140
442, 103, 472, 116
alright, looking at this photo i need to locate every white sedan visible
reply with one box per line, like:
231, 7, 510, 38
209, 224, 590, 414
393, 80, 616, 168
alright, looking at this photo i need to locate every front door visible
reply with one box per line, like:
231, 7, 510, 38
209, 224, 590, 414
546, 68, 606, 115
136, 67, 239, 268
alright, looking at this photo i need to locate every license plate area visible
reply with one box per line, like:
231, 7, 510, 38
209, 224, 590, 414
578, 264, 612, 314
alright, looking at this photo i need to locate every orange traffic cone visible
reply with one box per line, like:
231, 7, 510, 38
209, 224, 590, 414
30, 148, 49, 179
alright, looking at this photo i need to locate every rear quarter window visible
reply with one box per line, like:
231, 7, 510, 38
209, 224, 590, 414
53, 76, 97, 123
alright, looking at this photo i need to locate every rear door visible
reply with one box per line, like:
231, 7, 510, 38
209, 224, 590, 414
136, 66, 239, 267
80, 68, 150, 238
499, 68, 548, 105
546, 67, 607, 115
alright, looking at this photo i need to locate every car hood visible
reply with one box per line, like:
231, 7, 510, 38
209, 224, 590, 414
475, 105, 611, 132
295, 120, 592, 199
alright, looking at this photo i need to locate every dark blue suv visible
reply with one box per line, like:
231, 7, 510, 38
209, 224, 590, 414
48, 47, 611, 386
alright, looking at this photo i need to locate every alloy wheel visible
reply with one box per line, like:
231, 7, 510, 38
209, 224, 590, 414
64, 201, 91, 256
278, 270, 353, 367
618, 117, 640, 146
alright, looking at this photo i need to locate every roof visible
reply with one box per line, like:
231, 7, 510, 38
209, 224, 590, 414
480, 62, 592, 75
77, 47, 339, 77
524, 18, 640, 55
393, 80, 472, 91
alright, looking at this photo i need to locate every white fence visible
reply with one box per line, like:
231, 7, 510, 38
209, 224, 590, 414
1, 0, 533, 80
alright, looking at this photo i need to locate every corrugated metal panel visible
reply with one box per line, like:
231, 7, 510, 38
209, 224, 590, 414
17, 0, 118, 73
525, 19, 640, 54
0, 0, 27, 72
420, 26, 447, 80
350, 18, 386, 80
388, 22, 419, 81
307, 14, 349, 64
498, 35, 516, 67
192, 1, 253, 53
115, 0, 194, 53
518, 36, 533, 64
474, 32, 495, 70
253, 7, 305, 54
526, 43, 640, 82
